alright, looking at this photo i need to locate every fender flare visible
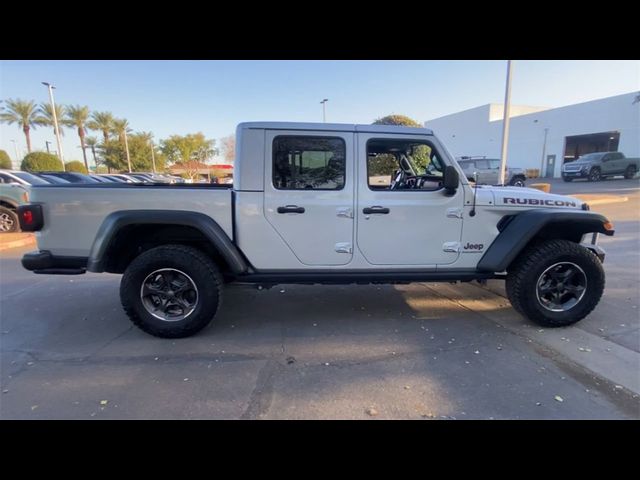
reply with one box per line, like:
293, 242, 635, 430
87, 210, 249, 274
477, 209, 613, 272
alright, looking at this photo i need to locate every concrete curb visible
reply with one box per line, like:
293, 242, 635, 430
0, 234, 36, 252
570, 195, 629, 206
432, 282, 640, 397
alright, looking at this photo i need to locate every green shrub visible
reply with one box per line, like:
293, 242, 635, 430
0, 150, 11, 169
65, 161, 88, 173
21, 152, 63, 172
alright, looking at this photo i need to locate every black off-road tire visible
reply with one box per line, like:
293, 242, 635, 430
0, 206, 19, 233
120, 244, 223, 338
588, 168, 601, 182
509, 176, 526, 187
624, 165, 636, 179
505, 239, 605, 327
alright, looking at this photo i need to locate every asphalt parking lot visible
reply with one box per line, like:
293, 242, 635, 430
1, 178, 639, 419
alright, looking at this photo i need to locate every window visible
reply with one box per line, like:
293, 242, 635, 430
488, 159, 501, 169
474, 159, 490, 169
273, 136, 345, 190
367, 138, 444, 191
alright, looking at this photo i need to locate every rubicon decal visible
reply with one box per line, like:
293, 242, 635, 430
503, 197, 577, 207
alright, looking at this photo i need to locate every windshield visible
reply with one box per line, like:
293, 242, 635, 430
11, 171, 50, 185
576, 153, 605, 161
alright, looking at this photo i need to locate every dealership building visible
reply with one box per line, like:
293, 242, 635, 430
424, 91, 639, 178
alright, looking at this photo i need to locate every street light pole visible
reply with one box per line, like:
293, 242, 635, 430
10, 140, 19, 168
498, 61, 513, 185
320, 99, 328, 123
150, 140, 157, 173
45, 141, 52, 154
540, 127, 549, 177
42, 82, 65, 171
124, 131, 132, 173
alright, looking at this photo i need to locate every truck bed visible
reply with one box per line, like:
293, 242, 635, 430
29, 184, 234, 257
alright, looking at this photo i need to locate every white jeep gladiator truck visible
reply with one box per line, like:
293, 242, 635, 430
18, 122, 615, 338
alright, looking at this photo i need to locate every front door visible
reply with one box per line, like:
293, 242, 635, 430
356, 133, 464, 267
264, 130, 354, 266
545, 155, 556, 178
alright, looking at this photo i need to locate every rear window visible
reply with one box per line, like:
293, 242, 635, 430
273, 136, 345, 190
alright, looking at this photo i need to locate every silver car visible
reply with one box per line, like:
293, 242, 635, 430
456, 157, 527, 187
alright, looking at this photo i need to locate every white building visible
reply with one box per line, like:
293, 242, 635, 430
424, 92, 640, 178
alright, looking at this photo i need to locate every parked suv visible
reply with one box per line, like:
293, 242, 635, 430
562, 152, 640, 182
456, 157, 527, 186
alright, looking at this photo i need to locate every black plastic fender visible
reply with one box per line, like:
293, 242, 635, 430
87, 210, 248, 274
477, 209, 614, 272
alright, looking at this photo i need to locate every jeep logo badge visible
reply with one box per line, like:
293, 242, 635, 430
463, 242, 484, 251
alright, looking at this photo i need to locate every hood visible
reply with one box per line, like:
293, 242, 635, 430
485, 185, 584, 209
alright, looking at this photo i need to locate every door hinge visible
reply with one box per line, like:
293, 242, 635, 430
442, 241, 461, 253
335, 242, 353, 254
446, 208, 463, 219
336, 207, 353, 219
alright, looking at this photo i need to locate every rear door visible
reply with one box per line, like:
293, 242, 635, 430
263, 130, 355, 266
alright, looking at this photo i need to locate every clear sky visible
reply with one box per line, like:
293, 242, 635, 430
1, 60, 638, 165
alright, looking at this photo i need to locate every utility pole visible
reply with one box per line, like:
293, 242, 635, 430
42, 82, 65, 171
498, 61, 513, 185
320, 99, 328, 123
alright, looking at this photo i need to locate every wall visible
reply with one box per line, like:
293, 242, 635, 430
425, 92, 640, 177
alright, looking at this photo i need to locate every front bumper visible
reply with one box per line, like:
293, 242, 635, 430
580, 232, 606, 262
22, 250, 88, 275
562, 170, 588, 178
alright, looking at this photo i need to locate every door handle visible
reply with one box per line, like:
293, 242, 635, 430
277, 205, 305, 214
363, 206, 390, 215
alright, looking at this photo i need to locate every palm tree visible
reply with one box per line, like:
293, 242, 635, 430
85, 136, 99, 169
39, 102, 66, 138
0, 99, 46, 153
64, 105, 91, 172
88, 111, 115, 144
138, 131, 157, 172
113, 118, 132, 172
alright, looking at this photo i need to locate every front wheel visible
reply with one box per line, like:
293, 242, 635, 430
624, 165, 637, 179
562, 176, 573, 182
509, 176, 526, 187
588, 168, 601, 182
120, 244, 223, 338
506, 240, 605, 327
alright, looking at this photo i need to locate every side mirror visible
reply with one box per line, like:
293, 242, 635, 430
443, 165, 459, 195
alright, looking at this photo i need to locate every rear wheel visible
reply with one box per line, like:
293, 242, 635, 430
0, 207, 19, 233
506, 240, 604, 327
624, 165, 637, 179
120, 244, 223, 338
588, 168, 601, 182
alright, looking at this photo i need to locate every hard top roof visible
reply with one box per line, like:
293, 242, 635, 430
238, 121, 433, 135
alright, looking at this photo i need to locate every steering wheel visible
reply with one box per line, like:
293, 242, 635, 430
389, 169, 407, 190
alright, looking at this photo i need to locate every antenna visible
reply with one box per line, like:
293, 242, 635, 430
469, 172, 478, 217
